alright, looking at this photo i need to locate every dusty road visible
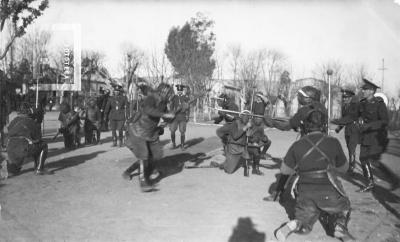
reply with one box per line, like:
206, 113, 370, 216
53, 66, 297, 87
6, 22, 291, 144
0, 112, 399, 242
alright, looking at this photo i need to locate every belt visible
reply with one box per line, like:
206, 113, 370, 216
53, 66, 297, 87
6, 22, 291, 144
298, 169, 328, 179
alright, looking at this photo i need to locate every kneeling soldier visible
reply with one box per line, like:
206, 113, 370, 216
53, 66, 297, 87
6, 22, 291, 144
274, 109, 355, 242
6, 103, 51, 176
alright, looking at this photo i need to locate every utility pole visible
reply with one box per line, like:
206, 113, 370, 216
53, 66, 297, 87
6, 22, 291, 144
378, 58, 387, 90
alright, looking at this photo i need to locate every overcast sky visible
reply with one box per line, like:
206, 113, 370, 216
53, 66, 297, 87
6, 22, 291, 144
33, 0, 400, 96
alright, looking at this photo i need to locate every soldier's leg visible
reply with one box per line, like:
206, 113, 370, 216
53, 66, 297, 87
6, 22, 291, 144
223, 151, 242, 174
358, 145, 375, 192
261, 136, 272, 159
33, 142, 51, 175
117, 121, 124, 147
252, 155, 264, 176
179, 121, 187, 150
169, 121, 178, 149
96, 127, 101, 144
110, 120, 117, 147
275, 192, 320, 241
122, 160, 139, 180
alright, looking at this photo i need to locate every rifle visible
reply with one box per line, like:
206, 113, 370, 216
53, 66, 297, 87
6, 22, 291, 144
209, 107, 289, 122
52, 127, 66, 140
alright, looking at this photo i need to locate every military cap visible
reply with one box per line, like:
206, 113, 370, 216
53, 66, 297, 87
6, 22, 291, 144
340, 89, 355, 98
114, 85, 123, 92
361, 78, 379, 90
176, 84, 185, 91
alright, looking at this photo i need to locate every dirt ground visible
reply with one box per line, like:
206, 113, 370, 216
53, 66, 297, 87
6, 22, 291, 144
0, 112, 399, 242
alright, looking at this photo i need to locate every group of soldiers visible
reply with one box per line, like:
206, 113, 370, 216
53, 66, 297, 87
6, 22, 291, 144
0, 76, 390, 242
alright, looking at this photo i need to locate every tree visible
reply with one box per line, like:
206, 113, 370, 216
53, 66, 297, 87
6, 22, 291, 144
81, 50, 105, 93
0, 0, 49, 60
144, 48, 172, 87
165, 12, 216, 95
120, 43, 144, 87
312, 59, 344, 87
227, 44, 242, 81
262, 49, 286, 95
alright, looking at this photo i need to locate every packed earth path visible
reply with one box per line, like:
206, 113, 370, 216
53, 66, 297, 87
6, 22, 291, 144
0, 112, 399, 242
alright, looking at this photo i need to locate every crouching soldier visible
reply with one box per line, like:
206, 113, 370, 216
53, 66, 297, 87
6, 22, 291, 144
5, 103, 51, 176
213, 93, 239, 124
85, 98, 102, 145
123, 83, 175, 192
274, 109, 355, 242
247, 117, 271, 175
58, 102, 80, 149
212, 110, 252, 174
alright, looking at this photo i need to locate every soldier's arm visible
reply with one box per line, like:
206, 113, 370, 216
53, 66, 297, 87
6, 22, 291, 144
231, 122, 248, 141
333, 138, 349, 174
216, 122, 233, 139
280, 144, 296, 175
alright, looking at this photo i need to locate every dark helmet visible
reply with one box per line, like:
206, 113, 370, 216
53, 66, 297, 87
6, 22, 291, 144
156, 83, 173, 101
297, 86, 321, 105
19, 102, 34, 116
138, 83, 151, 96
303, 109, 327, 134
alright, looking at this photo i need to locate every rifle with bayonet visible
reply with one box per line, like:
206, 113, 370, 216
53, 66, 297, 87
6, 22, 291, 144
209, 107, 289, 123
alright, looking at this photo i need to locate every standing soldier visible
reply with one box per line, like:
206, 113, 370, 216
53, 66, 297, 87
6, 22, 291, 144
105, 85, 129, 147
99, 89, 110, 131
356, 79, 389, 192
5, 103, 51, 176
169, 84, 190, 150
252, 92, 272, 159
247, 117, 270, 175
84, 98, 102, 145
273, 109, 354, 242
23, 84, 45, 127
124, 83, 175, 191
332, 89, 360, 173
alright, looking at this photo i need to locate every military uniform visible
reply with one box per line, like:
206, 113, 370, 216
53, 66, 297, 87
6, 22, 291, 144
124, 83, 174, 191
213, 94, 239, 124
247, 118, 270, 175
84, 99, 102, 144
251, 93, 272, 159
169, 85, 190, 150
356, 79, 389, 192
58, 103, 80, 149
6, 111, 49, 175
215, 118, 250, 174
274, 131, 353, 241
332, 90, 360, 172
105, 88, 129, 147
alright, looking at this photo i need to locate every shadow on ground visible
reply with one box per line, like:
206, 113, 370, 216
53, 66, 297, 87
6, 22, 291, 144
228, 217, 265, 242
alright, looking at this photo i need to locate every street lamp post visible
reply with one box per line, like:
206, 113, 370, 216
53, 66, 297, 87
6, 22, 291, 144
327, 69, 333, 134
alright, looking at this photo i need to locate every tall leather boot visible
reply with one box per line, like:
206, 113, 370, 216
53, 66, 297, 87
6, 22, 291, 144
111, 131, 117, 147
357, 161, 375, 192
138, 159, 155, 192
171, 133, 176, 149
261, 139, 272, 159
347, 153, 356, 173
122, 162, 139, 180
96, 130, 101, 144
252, 157, 264, 175
35, 147, 52, 175
180, 134, 186, 150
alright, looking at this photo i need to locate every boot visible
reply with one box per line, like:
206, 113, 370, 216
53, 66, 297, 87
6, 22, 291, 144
333, 212, 356, 242
243, 160, 249, 177
118, 138, 124, 147
357, 162, 375, 192
347, 154, 356, 173
111, 135, 117, 147
35, 149, 52, 175
96, 130, 101, 144
180, 134, 186, 150
171, 133, 176, 149
274, 220, 300, 242
138, 160, 155, 192
252, 157, 264, 175
122, 162, 139, 180
118, 131, 124, 147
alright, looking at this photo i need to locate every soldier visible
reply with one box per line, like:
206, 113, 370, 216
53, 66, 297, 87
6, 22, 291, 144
58, 102, 80, 149
247, 117, 270, 175
124, 83, 175, 191
213, 93, 239, 124
212, 110, 252, 174
23, 84, 46, 126
264, 86, 327, 201
274, 109, 354, 242
84, 98, 102, 145
98, 89, 110, 131
266, 86, 327, 135
0, 89, 11, 150
356, 79, 389, 192
332, 89, 360, 173
5, 103, 51, 176
169, 84, 190, 150
105, 85, 129, 147
251, 92, 272, 159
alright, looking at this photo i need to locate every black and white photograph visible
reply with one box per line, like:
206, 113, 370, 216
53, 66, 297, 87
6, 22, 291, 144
1, 0, 400, 241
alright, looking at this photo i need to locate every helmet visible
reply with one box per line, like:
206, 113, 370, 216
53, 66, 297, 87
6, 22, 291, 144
303, 109, 327, 134
297, 86, 321, 105
156, 83, 173, 101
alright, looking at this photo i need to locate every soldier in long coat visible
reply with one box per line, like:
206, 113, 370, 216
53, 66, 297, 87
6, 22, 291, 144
169, 85, 190, 150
